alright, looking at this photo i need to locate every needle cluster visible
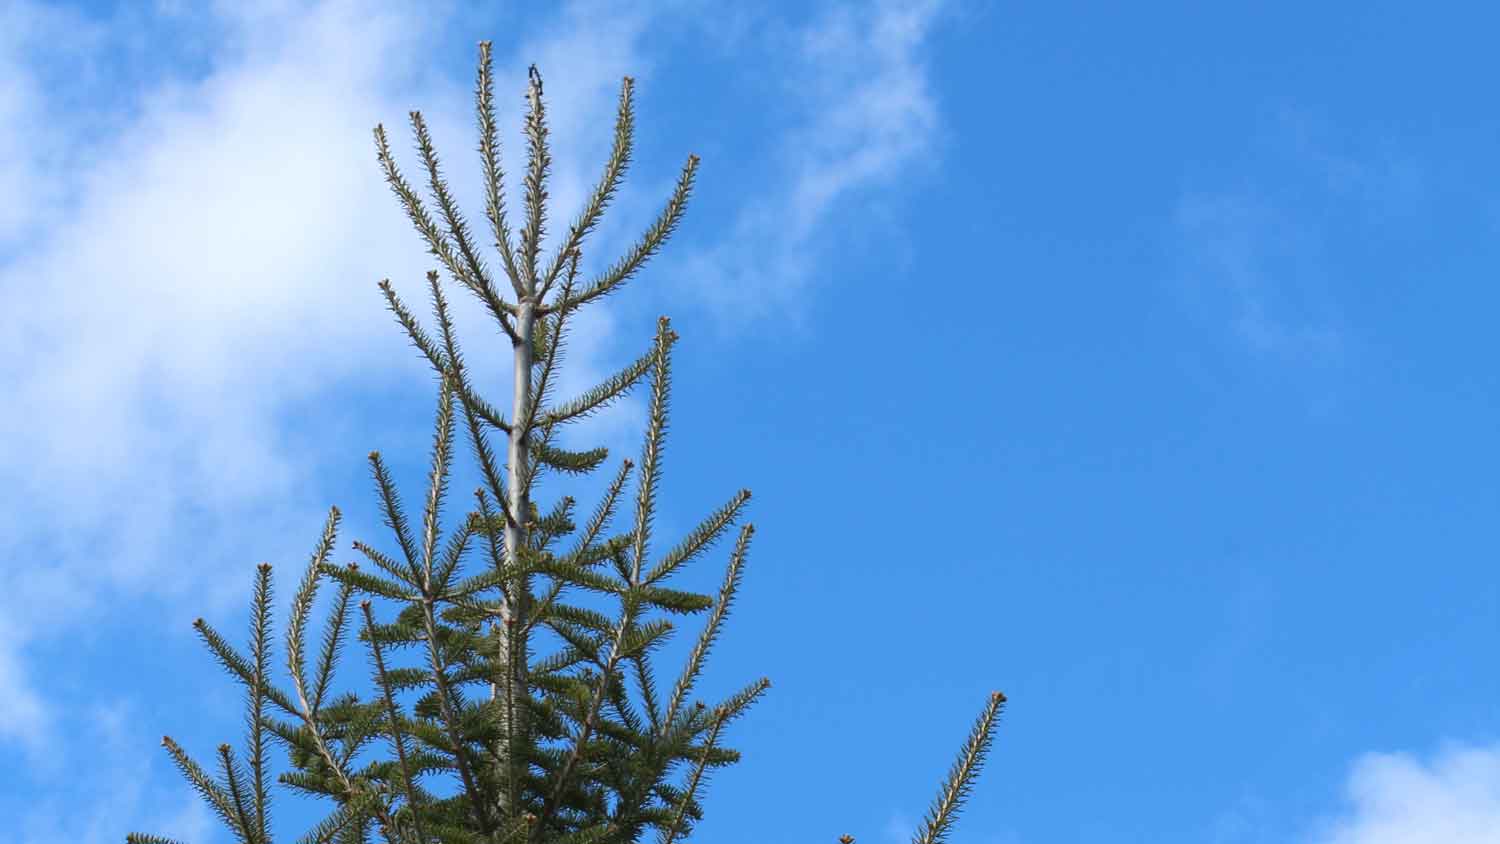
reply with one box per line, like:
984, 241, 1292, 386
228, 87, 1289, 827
130, 41, 1003, 844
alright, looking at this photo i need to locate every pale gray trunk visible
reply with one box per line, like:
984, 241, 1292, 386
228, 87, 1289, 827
494, 299, 535, 820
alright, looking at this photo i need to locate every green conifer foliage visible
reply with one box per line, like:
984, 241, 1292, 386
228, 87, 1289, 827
131, 41, 1004, 844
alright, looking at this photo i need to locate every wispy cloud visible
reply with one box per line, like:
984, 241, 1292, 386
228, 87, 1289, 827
1305, 742, 1500, 844
1173, 191, 1347, 365
0, 615, 48, 756
666, 0, 952, 334
1168, 106, 1428, 373
14, 696, 218, 844
0, 1, 108, 247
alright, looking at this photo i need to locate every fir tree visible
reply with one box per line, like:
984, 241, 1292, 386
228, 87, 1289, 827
130, 41, 1005, 844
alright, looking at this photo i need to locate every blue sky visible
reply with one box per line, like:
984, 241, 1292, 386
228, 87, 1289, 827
2, 0, 1498, 842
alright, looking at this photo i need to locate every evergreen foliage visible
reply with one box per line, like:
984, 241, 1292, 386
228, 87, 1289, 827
130, 41, 1004, 844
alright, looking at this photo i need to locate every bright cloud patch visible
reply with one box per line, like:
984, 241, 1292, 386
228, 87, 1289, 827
1309, 743, 1500, 844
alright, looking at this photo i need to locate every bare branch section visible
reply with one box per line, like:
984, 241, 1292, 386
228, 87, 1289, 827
137, 38, 1003, 844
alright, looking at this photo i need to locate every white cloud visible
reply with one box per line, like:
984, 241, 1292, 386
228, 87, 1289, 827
1307, 742, 1500, 844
